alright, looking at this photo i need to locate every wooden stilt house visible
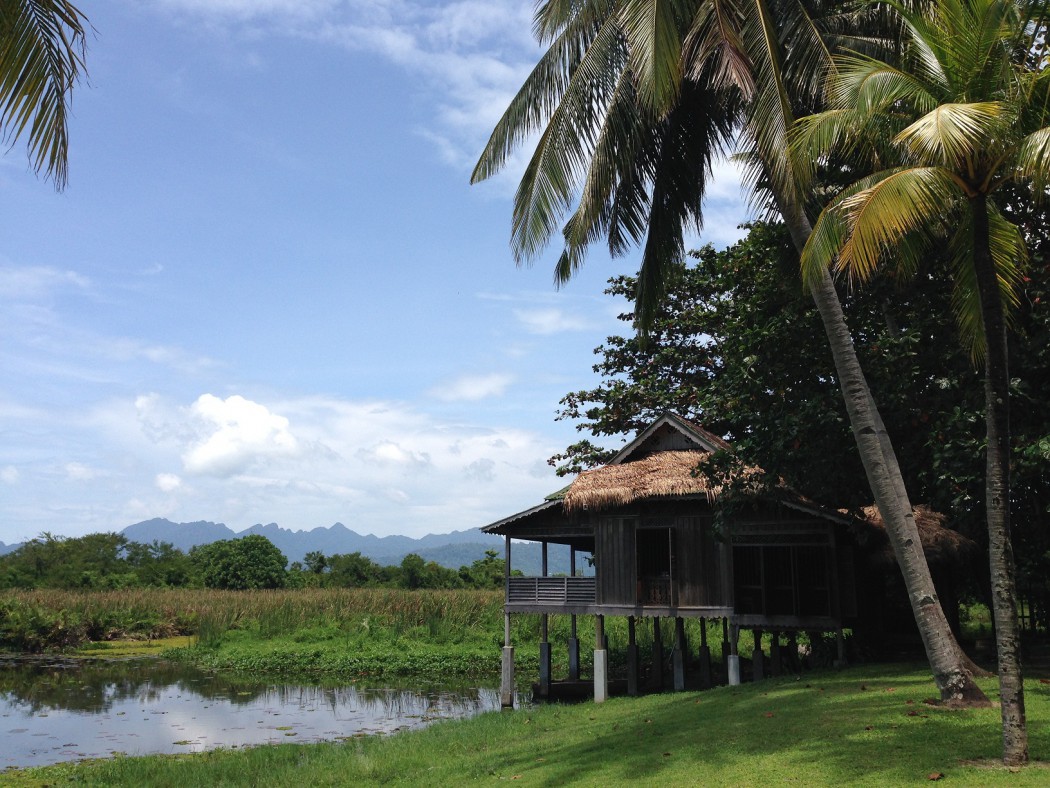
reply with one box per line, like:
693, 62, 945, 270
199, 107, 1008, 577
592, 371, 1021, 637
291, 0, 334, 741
484, 413, 974, 704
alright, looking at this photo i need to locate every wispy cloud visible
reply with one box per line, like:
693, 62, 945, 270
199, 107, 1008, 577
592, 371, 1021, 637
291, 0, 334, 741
513, 307, 595, 336
430, 372, 512, 402
0, 265, 90, 300
148, 0, 539, 168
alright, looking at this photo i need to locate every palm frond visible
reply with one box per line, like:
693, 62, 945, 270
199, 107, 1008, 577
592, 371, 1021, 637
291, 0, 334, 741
618, 0, 696, 113
1014, 126, 1050, 196
893, 101, 1008, 169
837, 166, 962, 282
472, 3, 610, 184
506, 17, 628, 263
0, 0, 88, 188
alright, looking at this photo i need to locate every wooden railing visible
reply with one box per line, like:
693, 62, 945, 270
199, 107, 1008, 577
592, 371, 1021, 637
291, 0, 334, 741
507, 576, 596, 606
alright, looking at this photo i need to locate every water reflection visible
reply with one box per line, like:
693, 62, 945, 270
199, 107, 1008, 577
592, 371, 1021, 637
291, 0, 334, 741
0, 656, 519, 770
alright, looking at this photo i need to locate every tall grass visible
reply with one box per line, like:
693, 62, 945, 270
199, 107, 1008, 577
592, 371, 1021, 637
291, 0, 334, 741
0, 588, 505, 652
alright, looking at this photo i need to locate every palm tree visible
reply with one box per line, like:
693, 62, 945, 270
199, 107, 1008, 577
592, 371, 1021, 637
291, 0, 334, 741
474, 0, 987, 704
0, 0, 89, 188
793, 0, 1050, 764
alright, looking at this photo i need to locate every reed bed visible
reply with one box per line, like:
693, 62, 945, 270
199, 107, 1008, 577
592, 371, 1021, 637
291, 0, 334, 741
0, 588, 505, 653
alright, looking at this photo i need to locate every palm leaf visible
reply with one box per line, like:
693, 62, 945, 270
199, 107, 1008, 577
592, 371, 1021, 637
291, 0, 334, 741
836, 166, 962, 281
893, 102, 1008, 169
0, 0, 88, 188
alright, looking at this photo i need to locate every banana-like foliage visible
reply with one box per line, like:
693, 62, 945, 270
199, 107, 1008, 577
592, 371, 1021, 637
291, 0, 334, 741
0, 0, 88, 189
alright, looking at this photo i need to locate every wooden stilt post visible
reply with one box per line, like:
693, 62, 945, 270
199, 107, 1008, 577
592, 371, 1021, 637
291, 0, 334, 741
835, 627, 848, 668
594, 614, 608, 703
698, 617, 712, 689
568, 547, 579, 681
752, 629, 765, 681
770, 631, 782, 677
538, 542, 551, 698
627, 616, 639, 696
500, 536, 514, 708
788, 631, 800, 676
651, 617, 664, 689
673, 617, 687, 692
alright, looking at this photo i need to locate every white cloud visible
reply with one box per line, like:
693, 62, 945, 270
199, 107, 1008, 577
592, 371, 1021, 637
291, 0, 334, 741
0, 466, 19, 484
356, 441, 431, 468
182, 394, 300, 476
513, 307, 594, 335
156, 473, 183, 492
65, 462, 102, 481
430, 372, 512, 402
0, 265, 89, 300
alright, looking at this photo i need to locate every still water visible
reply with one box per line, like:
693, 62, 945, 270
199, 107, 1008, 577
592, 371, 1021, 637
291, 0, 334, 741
0, 656, 515, 770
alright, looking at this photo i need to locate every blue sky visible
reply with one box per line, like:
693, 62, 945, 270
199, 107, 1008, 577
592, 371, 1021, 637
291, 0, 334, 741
0, 0, 749, 544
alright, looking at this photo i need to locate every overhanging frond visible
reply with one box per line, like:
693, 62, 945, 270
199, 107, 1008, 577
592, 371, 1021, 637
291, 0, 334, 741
0, 0, 89, 188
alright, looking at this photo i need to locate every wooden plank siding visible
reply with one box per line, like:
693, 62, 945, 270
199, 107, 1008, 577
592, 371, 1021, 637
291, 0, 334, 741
596, 516, 637, 605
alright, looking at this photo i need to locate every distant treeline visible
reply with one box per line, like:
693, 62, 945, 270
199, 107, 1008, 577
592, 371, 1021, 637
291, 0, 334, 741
0, 532, 520, 591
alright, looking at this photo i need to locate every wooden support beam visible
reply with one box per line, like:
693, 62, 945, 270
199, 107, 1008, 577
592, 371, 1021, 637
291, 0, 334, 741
568, 546, 579, 680
673, 617, 687, 692
627, 616, 639, 696
698, 617, 712, 689
651, 617, 664, 690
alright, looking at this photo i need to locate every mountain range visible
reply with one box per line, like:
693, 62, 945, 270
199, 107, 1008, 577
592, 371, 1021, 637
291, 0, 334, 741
118, 518, 585, 576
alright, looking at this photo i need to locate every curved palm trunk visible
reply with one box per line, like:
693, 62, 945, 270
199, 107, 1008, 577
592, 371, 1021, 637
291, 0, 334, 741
779, 200, 988, 704
971, 196, 1027, 763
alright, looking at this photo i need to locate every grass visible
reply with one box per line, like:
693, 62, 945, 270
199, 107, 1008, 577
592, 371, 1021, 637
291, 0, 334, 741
4, 663, 1048, 786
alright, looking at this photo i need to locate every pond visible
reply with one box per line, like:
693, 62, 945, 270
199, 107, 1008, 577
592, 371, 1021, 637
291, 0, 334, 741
0, 656, 519, 770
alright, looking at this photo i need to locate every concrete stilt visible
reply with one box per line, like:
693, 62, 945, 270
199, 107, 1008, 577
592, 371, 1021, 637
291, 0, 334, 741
501, 645, 515, 708
834, 627, 848, 668
626, 616, 640, 696
672, 617, 687, 692
594, 614, 608, 703
770, 632, 782, 677
721, 617, 731, 682
752, 629, 765, 681
728, 623, 741, 686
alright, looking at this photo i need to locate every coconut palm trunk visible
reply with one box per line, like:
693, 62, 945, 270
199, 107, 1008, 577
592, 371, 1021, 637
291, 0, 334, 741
971, 194, 1027, 762
779, 198, 987, 704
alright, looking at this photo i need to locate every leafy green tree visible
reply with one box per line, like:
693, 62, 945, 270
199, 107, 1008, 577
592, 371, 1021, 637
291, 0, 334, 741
0, 0, 89, 187
326, 551, 386, 587
459, 549, 509, 589
303, 551, 327, 575
794, 0, 1050, 761
473, 0, 984, 703
190, 535, 287, 590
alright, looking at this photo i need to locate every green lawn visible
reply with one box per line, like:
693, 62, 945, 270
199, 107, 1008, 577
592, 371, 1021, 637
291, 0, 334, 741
7, 663, 1048, 786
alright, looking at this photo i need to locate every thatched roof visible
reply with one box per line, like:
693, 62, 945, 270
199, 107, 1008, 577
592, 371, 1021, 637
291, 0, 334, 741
855, 504, 977, 567
563, 451, 720, 513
